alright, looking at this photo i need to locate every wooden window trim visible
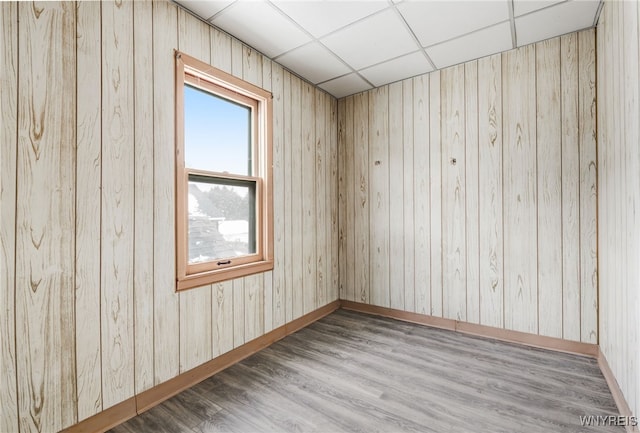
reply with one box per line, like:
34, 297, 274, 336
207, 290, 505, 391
175, 51, 273, 291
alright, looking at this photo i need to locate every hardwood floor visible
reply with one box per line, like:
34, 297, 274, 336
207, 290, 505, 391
111, 310, 622, 433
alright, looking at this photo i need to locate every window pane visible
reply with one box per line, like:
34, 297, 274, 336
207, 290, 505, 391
184, 84, 252, 175
188, 176, 256, 264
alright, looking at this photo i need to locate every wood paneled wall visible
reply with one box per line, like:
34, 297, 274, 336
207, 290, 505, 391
0, 1, 338, 431
597, 0, 640, 420
338, 30, 598, 344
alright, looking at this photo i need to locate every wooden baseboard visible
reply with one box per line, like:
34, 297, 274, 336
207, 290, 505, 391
598, 349, 639, 433
60, 397, 137, 433
340, 300, 599, 358
63, 300, 340, 433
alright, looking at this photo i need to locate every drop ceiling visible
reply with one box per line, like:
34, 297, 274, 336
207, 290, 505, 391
174, 0, 602, 98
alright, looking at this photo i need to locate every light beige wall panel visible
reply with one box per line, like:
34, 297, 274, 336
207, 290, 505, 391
0, 2, 18, 431
283, 70, 294, 323
152, 0, 180, 384
502, 45, 538, 334
428, 72, 442, 317
302, 82, 317, 314
133, 0, 155, 396
178, 7, 213, 374
354, 92, 370, 304
233, 277, 245, 347
330, 96, 340, 302
369, 87, 390, 308
270, 61, 285, 329
290, 76, 304, 319
101, 0, 136, 408
389, 82, 405, 310
402, 80, 416, 313
477, 54, 503, 329
262, 59, 273, 334
211, 27, 232, 73
578, 29, 598, 344
338, 98, 347, 300
244, 273, 264, 342
464, 61, 480, 325
345, 96, 356, 302
535, 37, 563, 339
212, 280, 234, 357
414, 75, 430, 315
315, 89, 328, 308
16, 2, 78, 430
597, 0, 640, 418
441, 64, 467, 321
75, 0, 103, 420
560, 33, 581, 342
243, 46, 262, 87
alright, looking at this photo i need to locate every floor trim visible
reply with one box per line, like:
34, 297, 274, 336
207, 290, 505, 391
340, 301, 599, 357
598, 349, 639, 432
63, 300, 340, 433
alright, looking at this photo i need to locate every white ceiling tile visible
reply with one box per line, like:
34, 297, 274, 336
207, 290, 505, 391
513, 0, 565, 17
272, 1, 388, 39
397, 0, 510, 47
515, 0, 599, 46
176, 0, 235, 20
211, 2, 311, 58
321, 9, 419, 70
319, 73, 372, 98
277, 42, 351, 84
427, 21, 512, 69
359, 51, 433, 87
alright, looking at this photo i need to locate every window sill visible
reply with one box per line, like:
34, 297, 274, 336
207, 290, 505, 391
176, 259, 274, 291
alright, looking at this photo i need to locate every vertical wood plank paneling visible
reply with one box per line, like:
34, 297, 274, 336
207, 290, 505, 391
262, 59, 273, 334
212, 281, 234, 357
244, 274, 264, 342
354, 92, 370, 304
130, 56, 161, 429
75, 0, 103, 420
302, 83, 317, 314
344, 96, 355, 302
315, 89, 327, 308
270, 61, 284, 330
101, 0, 135, 408
502, 45, 538, 334
441, 65, 467, 321
560, 33, 581, 342
597, 0, 640, 416
330, 95, 340, 302
464, 61, 480, 325
290, 75, 303, 320
535, 37, 563, 339
241, 45, 265, 344
0, 3, 18, 431
178, 9, 213, 373
402, 80, 415, 313
133, 0, 155, 396
338, 98, 347, 300
429, 72, 442, 317
233, 278, 245, 347
208, 27, 235, 351
210, 28, 232, 73
478, 54, 504, 329
389, 82, 404, 310
152, 0, 179, 384
369, 87, 390, 308
415, 75, 431, 315
283, 71, 294, 323
16, 2, 77, 430
578, 29, 597, 344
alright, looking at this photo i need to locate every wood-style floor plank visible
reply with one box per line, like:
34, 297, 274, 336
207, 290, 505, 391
111, 310, 622, 433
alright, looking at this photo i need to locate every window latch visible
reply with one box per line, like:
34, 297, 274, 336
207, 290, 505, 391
217, 260, 231, 265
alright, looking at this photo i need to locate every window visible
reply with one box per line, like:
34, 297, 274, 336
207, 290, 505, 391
175, 51, 273, 291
